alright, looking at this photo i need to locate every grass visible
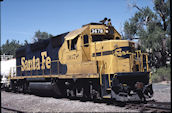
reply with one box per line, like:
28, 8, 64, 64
151, 66, 171, 83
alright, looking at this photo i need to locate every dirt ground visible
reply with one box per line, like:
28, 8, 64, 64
1, 82, 171, 112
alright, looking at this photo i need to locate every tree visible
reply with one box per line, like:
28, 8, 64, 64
1, 40, 22, 57
123, 0, 170, 67
154, 0, 170, 32
33, 30, 53, 42
124, 21, 137, 40
1, 30, 54, 58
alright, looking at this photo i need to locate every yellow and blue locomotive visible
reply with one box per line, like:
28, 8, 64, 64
9, 19, 153, 102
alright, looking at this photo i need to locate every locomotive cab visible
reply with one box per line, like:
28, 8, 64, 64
59, 22, 153, 101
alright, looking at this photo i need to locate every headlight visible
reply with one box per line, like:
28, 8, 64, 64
105, 30, 109, 33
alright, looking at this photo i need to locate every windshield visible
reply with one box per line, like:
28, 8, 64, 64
92, 35, 114, 42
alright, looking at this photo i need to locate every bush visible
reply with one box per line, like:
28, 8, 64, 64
151, 66, 171, 83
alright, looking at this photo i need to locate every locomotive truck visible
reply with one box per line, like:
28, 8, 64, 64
7, 19, 153, 102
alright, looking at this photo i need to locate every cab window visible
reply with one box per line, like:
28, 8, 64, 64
67, 40, 70, 49
92, 35, 113, 42
71, 36, 78, 50
67, 36, 79, 50
84, 35, 89, 47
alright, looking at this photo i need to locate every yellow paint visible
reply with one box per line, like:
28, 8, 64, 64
9, 74, 99, 80
99, 61, 104, 85
16, 22, 150, 85
103, 95, 111, 98
21, 57, 25, 71
41, 51, 47, 69
21, 51, 51, 71
149, 72, 152, 83
108, 74, 111, 87
57, 23, 150, 76
46, 57, 51, 69
36, 58, 40, 70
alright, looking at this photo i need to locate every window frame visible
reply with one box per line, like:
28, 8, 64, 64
83, 34, 89, 47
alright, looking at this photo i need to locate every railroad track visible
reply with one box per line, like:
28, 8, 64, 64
1, 101, 171, 113
1, 91, 171, 112
125, 100, 171, 112
1, 106, 25, 113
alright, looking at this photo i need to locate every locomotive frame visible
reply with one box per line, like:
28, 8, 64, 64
7, 21, 153, 102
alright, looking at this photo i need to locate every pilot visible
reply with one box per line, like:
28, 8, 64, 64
107, 19, 112, 26
99, 17, 107, 24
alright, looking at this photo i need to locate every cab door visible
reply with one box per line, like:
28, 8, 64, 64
81, 34, 91, 61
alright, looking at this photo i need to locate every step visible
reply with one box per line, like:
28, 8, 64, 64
103, 94, 111, 99
106, 88, 111, 91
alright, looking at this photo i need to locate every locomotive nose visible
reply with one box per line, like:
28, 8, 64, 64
143, 84, 154, 98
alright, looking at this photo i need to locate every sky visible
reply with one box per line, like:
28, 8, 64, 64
1, 0, 154, 45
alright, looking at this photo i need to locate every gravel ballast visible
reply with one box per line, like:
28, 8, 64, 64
1, 82, 171, 112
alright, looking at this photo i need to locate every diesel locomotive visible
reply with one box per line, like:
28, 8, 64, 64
7, 19, 153, 102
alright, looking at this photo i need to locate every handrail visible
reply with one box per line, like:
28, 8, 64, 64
144, 53, 151, 83
149, 72, 152, 83
81, 45, 89, 61
108, 74, 111, 87
130, 53, 133, 72
94, 42, 96, 60
141, 54, 143, 72
145, 53, 149, 72
99, 61, 103, 85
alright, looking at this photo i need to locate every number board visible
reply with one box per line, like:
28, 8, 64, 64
91, 28, 104, 34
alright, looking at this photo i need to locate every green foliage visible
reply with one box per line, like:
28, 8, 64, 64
0, 40, 22, 57
33, 30, 53, 42
123, 0, 170, 67
1, 31, 53, 57
151, 66, 171, 83
154, 0, 170, 31
124, 21, 137, 40
138, 23, 165, 52
124, 7, 157, 40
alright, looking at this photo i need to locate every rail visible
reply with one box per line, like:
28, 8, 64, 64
1, 106, 25, 113
125, 101, 171, 112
